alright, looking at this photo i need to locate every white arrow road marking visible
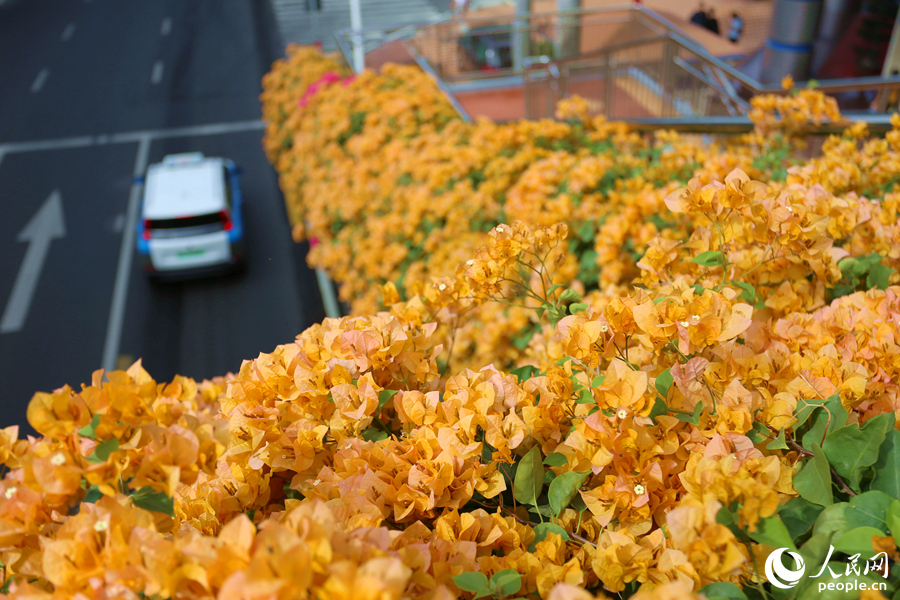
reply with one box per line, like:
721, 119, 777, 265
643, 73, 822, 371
1, 190, 66, 333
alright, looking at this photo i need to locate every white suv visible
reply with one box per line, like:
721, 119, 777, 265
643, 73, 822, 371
136, 153, 245, 278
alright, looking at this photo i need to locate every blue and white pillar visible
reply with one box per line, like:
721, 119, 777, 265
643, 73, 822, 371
761, 0, 823, 83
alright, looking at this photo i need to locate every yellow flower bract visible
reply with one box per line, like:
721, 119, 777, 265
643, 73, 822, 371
1, 46, 899, 600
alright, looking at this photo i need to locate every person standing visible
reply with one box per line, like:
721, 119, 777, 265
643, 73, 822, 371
690, 3, 710, 28
705, 7, 720, 35
728, 12, 744, 44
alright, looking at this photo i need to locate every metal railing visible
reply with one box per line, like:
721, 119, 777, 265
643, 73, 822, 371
621, 113, 897, 134
521, 6, 900, 120
334, 4, 900, 125
402, 4, 676, 83
333, 11, 453, 69
523, 31, 753, 120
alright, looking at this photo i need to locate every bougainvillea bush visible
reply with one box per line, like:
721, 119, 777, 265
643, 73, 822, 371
0, 46, 899, 599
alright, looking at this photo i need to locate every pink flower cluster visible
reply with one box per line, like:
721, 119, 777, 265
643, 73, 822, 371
298, 71, 356, 107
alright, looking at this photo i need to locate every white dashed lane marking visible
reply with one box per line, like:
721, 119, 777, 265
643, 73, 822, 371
30, 69, 49, 93
62, 23, 76, 41
151, 61, 164, 84
161, 17, 172, 35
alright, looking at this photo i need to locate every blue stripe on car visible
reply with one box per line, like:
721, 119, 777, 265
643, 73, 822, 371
227, 163, 244, 243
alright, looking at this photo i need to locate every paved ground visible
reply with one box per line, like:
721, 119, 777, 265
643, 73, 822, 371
0, 0, 325, 434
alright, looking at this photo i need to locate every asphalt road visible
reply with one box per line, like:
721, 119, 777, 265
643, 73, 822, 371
0, 0, 325, 434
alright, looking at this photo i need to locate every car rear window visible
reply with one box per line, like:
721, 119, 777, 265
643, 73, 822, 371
148, 213, 221, 230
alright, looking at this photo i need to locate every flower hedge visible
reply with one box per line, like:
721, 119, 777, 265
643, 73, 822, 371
0, 45, 898, 599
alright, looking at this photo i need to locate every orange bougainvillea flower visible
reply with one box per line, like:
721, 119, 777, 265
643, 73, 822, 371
6, 45, 900, 600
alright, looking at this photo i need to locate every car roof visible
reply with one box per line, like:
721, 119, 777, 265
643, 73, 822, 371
143, 156, 226, 220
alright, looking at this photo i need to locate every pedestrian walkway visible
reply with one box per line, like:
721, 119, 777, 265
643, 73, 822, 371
643, 0, 772, 57
270, 0, 450, 49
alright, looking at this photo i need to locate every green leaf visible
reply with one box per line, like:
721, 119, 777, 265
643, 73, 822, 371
577, 250, 600, 287
591, 375, 605, 387
548, 471, 590, 516
548, 307, 566, 326
511, 327, 538, 351
452, 572, 489, 594
674, 401, 703, 425
792, 398, 821, 430
283, 482, 302, 500
647, 214, 675, 230
746, 421, 770, 444
510, 365, 541, 382
812, 503, 851, 539
748, 515, 797, 551
547, 283, 564, 296
655, 368, 673, 399
766, 428, 788, 450
823, 412, 893, 491
793, 442, 833, 506
801, 394, 848, 451
865, 410, 896, 436
78, 414, 101, 439
576, 388, 594, 404
89, 437, 119, 463
528, 522, 571, 551
716, 505, 751, 543
840, 256, 864, 276
513, 446, 544, 506
698, 582, 748, 600
543, 452, 568, 467
871, 428, 900, 498
568, 302, 589, 315
887, 500, 900, 538
731, 281, 759, 305
482, 442, 495, 463
361, 428, 389, 442
833, 526, 883, 556
866, 257, 895, 290
83, 485, 103, 504
778, 497, 824, 540
489, 569, 522, 597
378, 389, 399, 409
691, 250, 725, 267
576, 221, 595, 243
559, 289, 582, 303
570, 493, 588, 514
847, 490, 894, 531
131, 487, 175, 517
648, 397, 669, 423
